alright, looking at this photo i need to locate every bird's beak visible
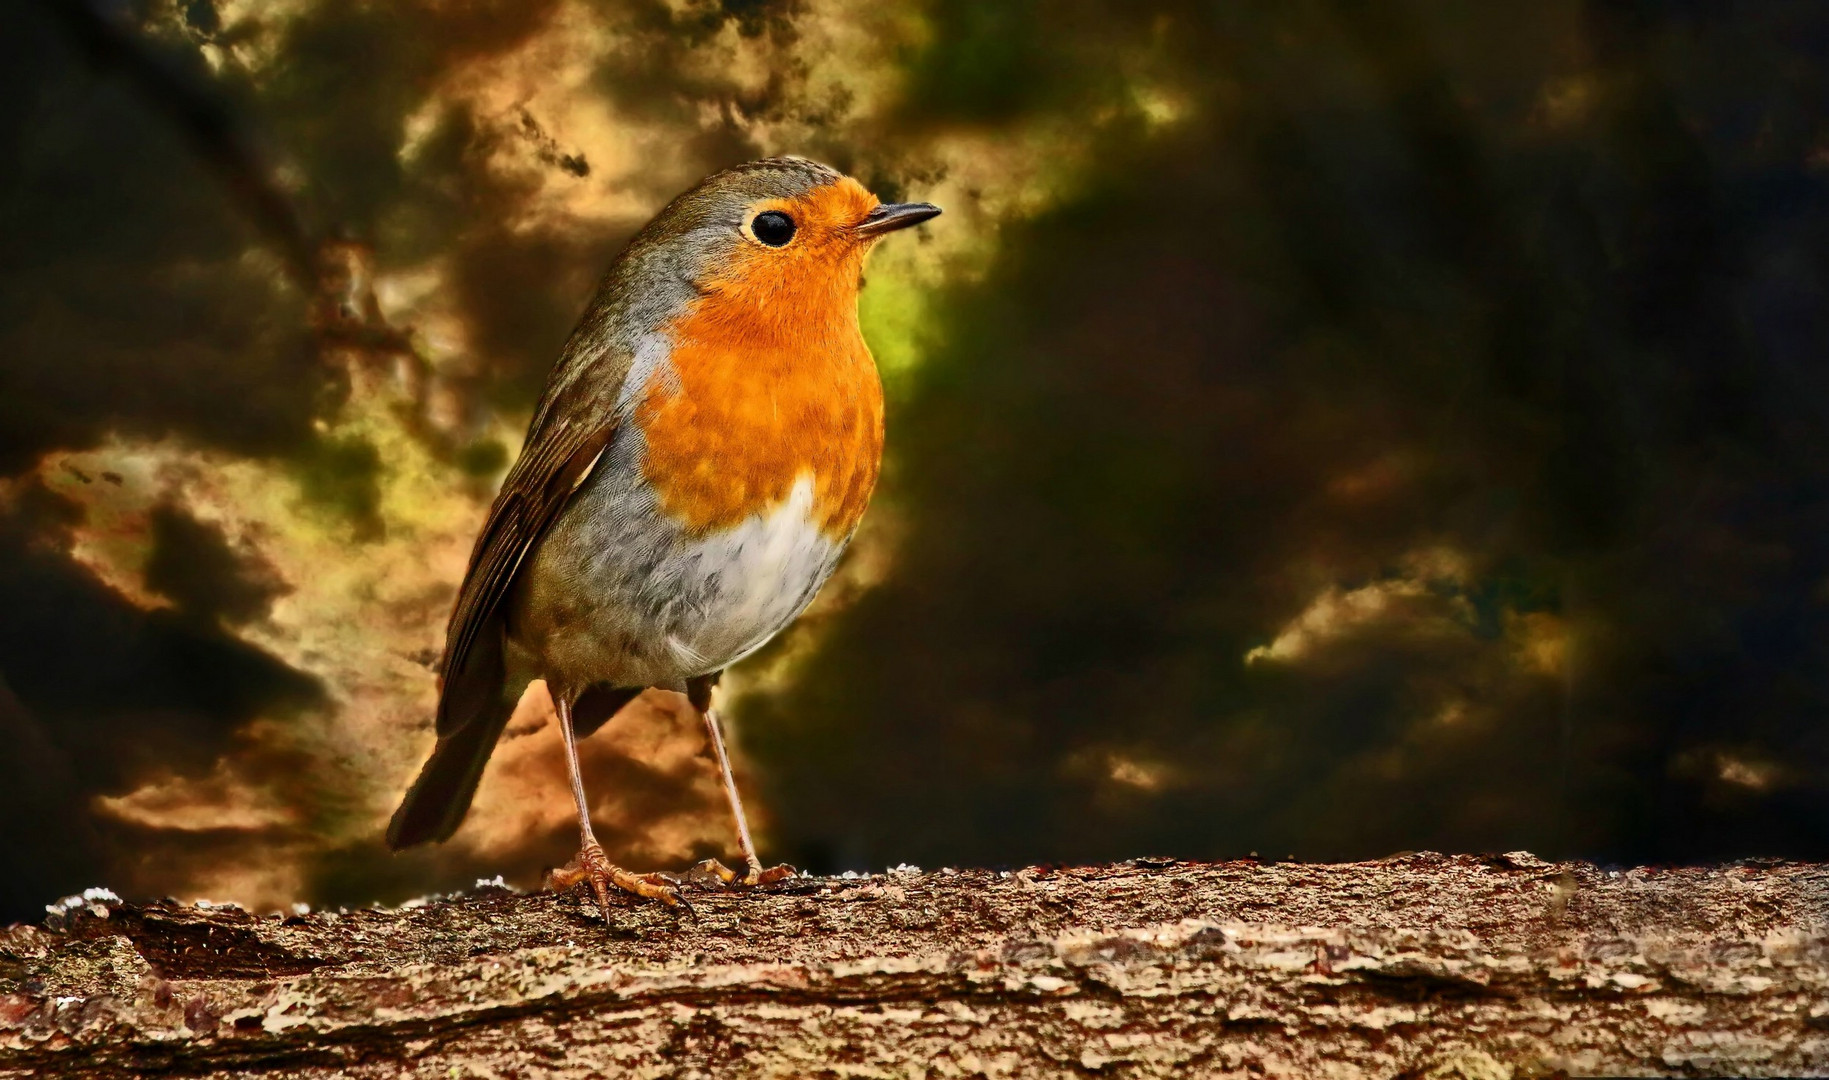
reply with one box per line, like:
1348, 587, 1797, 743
855, 202, 942, 237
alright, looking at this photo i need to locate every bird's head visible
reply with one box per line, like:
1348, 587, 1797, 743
621, 157, 939, 342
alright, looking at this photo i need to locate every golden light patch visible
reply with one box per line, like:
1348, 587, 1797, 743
1246, 548, 1478, 665
1508, 610, 1571, 677
94, 755, 302, 834
1245, 578, 1436, 665
1715, 755, 1781, 792
637, 179, 887, 539
1106, 754, 1171, 792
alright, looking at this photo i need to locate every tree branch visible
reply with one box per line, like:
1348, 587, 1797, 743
1, 853, 1823, 1077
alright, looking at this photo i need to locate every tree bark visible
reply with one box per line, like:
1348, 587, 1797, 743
0, 853, 1823, 1077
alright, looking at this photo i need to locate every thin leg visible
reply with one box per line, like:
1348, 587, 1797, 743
704, 706, 765, 879
545, 691, 689, 919
686, 675, 795, 887
557, 690, 595, 843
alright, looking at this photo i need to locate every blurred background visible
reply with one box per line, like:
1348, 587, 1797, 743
3, 0, 1828, 921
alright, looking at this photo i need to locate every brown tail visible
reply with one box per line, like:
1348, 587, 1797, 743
385, 704, 513, 849
386, 618, 510, 849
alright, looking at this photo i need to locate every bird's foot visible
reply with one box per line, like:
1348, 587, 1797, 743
548, 839, 691, 922
689, 857, 797, 887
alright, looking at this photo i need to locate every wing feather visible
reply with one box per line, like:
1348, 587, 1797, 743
435, 341, 633, 736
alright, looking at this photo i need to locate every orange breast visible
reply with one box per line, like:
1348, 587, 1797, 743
635, 278, 885, 540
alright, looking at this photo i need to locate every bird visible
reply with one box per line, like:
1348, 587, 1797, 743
385, 156, 939, 919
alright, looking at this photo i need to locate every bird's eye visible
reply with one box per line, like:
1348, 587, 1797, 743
751, 210, 796, 247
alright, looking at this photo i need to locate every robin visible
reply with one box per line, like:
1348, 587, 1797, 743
386, 157, 939, 919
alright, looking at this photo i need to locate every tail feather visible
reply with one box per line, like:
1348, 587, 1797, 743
385, 705, 513, 849
388, 616, 511, 850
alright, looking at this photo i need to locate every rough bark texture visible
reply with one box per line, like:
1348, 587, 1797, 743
0, 853, 1823, 1078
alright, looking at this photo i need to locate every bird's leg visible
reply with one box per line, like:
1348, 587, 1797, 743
686, 674, 796, 887
545, 691, 689, 919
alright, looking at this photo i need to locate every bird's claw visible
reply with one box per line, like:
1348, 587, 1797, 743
548, 840, 692, 921
689, 857, 798, 887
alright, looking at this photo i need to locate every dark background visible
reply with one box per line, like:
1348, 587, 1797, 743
3, 0, 1827, 921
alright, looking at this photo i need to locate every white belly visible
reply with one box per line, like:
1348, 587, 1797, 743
510, 454, 846, 692
654, 475, 839, 674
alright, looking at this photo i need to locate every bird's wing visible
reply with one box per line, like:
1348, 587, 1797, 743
436, 341, 633, 737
